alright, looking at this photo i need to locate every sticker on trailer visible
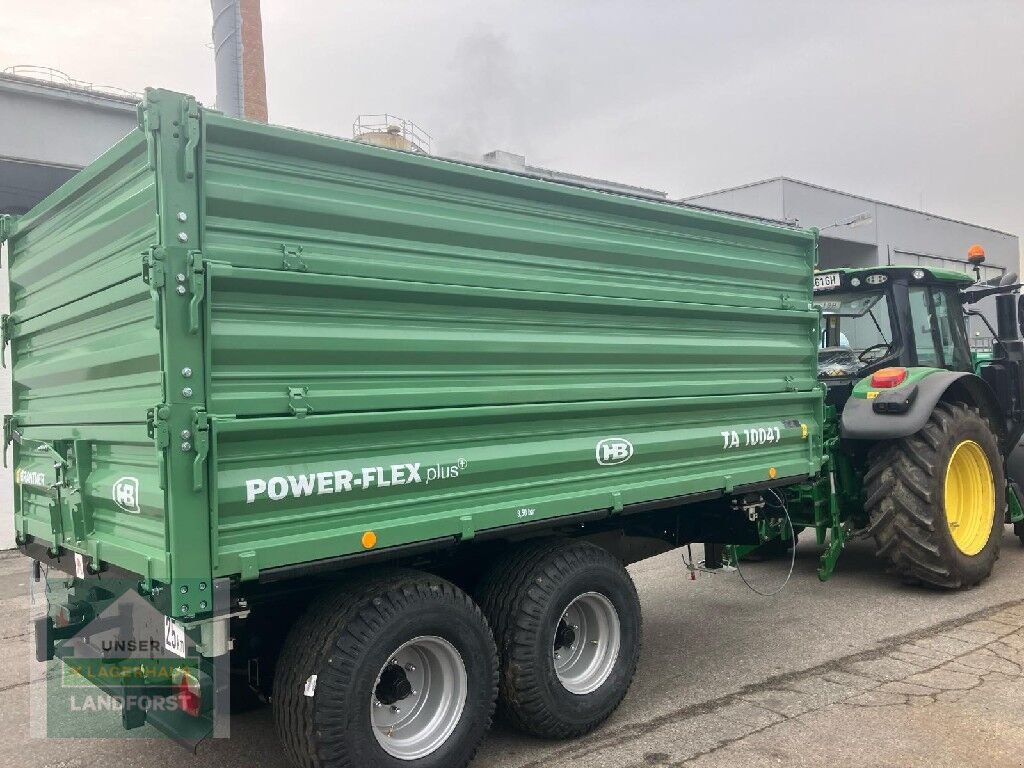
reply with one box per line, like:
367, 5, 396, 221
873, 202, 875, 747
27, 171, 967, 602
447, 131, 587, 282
595, 437, 634, 466
721, 426, 783, 450
112, 477, 141, 514
164, 617, 187, 659
813, 273, 841, 291
245, 458, 468, 504
15, 468, 47, 486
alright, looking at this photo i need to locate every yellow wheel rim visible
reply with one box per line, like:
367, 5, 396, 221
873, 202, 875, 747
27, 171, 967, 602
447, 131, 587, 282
944, 440, 995, 556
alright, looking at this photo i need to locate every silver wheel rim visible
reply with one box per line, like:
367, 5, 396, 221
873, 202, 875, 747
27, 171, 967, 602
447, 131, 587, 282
553, 591, 621, 695
370, 635, 468, 760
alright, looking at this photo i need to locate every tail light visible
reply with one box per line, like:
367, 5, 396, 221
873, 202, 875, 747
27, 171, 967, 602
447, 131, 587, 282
54, 605, 73, 629
174, 668, 202, 717
870, 367, 908, 388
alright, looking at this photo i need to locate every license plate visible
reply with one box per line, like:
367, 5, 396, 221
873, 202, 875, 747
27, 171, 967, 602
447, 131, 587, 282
74, 553, 85, 580
814, 273, 841, 291
164, 616, 187, 658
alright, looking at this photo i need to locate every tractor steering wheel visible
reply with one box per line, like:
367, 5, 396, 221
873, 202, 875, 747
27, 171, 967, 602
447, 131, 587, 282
858, 342, 892, 363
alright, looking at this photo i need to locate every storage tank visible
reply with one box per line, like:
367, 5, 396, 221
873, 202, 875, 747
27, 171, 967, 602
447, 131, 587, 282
352, 115, 430, 154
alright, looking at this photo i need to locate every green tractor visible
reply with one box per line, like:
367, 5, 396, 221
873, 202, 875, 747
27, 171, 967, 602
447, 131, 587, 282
746, 254, 1024, 588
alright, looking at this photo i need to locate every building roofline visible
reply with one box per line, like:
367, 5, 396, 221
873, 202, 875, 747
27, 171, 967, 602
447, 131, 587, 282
0, 71, 139, 109
685, 176, 1017, 239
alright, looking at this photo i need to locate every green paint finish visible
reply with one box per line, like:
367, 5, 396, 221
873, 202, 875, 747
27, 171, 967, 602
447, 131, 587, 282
7, 89, 823, 594
850, 367, 943, 399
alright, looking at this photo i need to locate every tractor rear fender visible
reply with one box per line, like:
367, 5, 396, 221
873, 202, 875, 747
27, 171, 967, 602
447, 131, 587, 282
841, 371, 1004, 443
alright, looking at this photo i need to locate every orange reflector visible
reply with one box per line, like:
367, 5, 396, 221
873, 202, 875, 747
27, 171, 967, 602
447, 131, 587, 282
361, 531, 377, 549
768, 467, 777, 479
870, 367, 908, 388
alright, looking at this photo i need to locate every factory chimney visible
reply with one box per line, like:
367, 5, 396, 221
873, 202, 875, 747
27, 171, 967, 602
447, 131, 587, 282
210, 0, 268, 122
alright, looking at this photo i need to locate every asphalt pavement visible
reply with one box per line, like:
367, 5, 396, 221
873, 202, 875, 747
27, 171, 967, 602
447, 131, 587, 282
2, 532, 1024, 768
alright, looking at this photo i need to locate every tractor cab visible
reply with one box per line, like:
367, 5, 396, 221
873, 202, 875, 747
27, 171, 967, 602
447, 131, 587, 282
814, 265, 975, 409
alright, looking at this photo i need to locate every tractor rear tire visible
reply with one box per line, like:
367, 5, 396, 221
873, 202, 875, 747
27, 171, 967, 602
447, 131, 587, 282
865, 401, 1003, 589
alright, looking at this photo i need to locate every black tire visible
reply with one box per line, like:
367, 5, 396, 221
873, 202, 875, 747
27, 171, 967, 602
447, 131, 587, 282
865, 401, 1004, 588
274, 570, 497, 768
476, 540, 641, 739
1014, 520, 1024, 547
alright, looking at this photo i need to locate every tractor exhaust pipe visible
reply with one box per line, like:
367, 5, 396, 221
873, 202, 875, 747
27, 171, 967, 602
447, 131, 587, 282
996, 294, 1019, 341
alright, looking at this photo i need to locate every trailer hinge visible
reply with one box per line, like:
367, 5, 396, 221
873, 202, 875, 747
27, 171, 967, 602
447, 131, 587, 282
180, 95, 201, 181
147, 405, 171, 448
281, 244, 307, 272
186, 250, 206, 334
2, 415, 15, 469
0, 314, 12, 369
288, 387, 311, 417
142, 246, 166, 329
779, 294, 793, 309
191, 409, 210, 491
147, 405, 171, 490
142, 245, 166, 287
137, 96, 161, 171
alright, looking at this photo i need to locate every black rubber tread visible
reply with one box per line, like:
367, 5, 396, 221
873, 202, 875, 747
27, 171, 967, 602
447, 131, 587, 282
274, 569, 498, 768
865, 401, 1004, 589
475, 539, 641, 739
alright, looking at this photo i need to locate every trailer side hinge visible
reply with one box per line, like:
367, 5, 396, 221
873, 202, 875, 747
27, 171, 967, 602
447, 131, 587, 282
147, 405, 171, 491
288, 387, 311, 417
137, 97, 161, 171
281, 244, 307, 272
2, 415, 15, 469
0, 314, 12, 369
191, 409, 210, 492
187, 250, 205, 335
142, 246, 166, 330
180, 95, 201, 181
147, 405, 170, 448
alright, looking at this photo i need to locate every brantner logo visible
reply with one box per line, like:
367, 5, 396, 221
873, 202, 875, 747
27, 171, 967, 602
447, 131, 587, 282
112, 477, 141, 514
595, 438, 634, 466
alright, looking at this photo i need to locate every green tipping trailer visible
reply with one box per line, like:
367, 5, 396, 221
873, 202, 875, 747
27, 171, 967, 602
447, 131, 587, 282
14, 87, 1024, 767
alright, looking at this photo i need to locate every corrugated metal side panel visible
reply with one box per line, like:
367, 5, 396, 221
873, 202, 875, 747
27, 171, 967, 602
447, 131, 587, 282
212, 394, 821, 575
205, 265, 816, 416
200, 114, 818, 417
195, 113, 822, 574
8, 132, 161, 425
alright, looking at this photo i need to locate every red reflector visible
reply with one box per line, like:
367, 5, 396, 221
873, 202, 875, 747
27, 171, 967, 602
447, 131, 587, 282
870, 367, 908, 388
177, 673, 201, 717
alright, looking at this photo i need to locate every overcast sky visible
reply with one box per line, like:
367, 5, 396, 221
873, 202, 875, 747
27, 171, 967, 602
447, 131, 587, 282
4, 1, 1022, 241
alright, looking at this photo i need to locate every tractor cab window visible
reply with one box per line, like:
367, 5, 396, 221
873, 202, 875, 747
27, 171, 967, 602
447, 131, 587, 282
816, 290, 895, 378
909, 286, 971, 370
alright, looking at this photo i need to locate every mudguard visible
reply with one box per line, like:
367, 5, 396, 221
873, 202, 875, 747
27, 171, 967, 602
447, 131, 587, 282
841, 371, 1002, 441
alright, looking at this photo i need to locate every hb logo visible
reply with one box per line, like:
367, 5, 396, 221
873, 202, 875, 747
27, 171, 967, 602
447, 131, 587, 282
112, 477, 141, 514
595, 438, 635, 466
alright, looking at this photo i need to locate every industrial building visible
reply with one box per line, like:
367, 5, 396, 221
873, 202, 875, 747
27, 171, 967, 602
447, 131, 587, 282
686, 177, 1020, 346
